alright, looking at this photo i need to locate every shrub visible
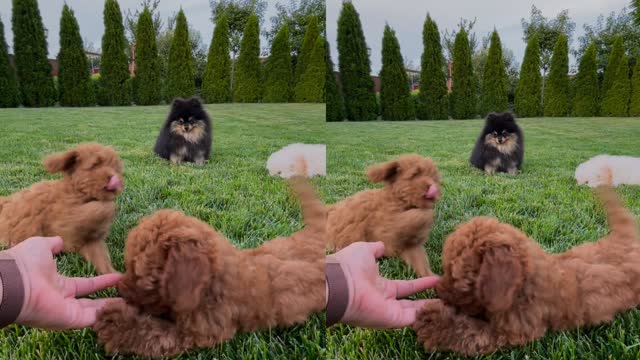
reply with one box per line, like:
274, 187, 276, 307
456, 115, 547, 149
544, 34, 570, 117
264, 24, 292, 102
295, 35, 325, 103
100, 0, 130, 106
11, 0, 56, 106
294, 16, 319, 86
379, 25, 414, 120
233, 14, 261, 103
166, 10, 195, 100
0, 17, 19, 107
515, 34, 542, 117
601, 36, 624, 103
572, 43, 599, 116
134, 7, 161, 105
601, 54, 630, 117
451, 28, 476, 119
630, 60, 640, 117
480, 30, 508, 116
202, 14, 231, 103
416, 14, 448, 120
326, 41, 345, 122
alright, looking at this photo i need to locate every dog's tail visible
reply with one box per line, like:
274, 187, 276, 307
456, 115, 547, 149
289, 176, 326, 237
291, 155, 309, 178
597, 186, 638, 241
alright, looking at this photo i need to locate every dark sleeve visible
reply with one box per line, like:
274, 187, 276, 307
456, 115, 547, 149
325, 260, 349, 326
0, 252, 25, 328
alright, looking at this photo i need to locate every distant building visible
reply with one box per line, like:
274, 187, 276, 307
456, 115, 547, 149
9, 51, 103, 77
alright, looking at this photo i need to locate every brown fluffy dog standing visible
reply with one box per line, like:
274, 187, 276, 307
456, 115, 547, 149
327, 154, 441, 276
0, 143, 124, 274
93, 178, 325, 358
414, 187, 640, 355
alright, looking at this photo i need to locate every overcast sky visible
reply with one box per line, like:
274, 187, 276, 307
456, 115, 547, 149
327, 0, 630, 74
0, 0, 279, 57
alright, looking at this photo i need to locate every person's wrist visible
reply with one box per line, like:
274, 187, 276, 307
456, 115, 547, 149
326, 257, 350, 327
0, 251, 26, 328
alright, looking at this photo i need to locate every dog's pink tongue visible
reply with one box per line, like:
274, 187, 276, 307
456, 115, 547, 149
106, 175, 123, 191
425, 185, 440, 200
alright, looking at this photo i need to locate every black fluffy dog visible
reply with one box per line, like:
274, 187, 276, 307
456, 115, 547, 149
154, 97, 212, 164
470, 112, 524, 175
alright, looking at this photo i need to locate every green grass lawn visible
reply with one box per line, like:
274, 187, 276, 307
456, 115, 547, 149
0, 104, 326, 360
326, 117, 640, 360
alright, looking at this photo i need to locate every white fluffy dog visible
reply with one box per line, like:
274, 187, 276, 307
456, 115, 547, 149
575, 155, 640, 187
266, 144, 326, 179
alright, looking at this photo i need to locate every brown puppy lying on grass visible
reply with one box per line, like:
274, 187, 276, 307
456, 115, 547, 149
414, 187, 639, 355
327, 154, 441, 276
0, 143, 124, 274
94, 178, 325, 358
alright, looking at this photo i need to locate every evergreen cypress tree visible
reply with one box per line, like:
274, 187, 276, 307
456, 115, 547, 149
515, 34, 542, 117
417, 14, 448, 120
326, 41, 344, 122
630, 59, 640, 117
264, 24, 292, 102
572, 43, 598, 116
57, 5, 94, 107
202, 14, 231, 103
451, 28, 476, 119
11, 0, 55, 107
480, 30, 508, 116
601, 36, 624, 102
0, 17, 20, 108
295, 16, 319, 86
295, 35, 325, 103
337, 2, 376, 121
233, 14, 261, 103
100, 0, 130, 106
134, 7, 161, 105
601, 54, 630, 117
166, 9, 195, 100
379, 25, 414, 120
543, 34, 569, 117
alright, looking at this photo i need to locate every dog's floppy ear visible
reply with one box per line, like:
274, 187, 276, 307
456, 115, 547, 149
367, 159, 399, 183
475, 245, 523, 313
161, 241, 210, 313
43, 149, 79, 174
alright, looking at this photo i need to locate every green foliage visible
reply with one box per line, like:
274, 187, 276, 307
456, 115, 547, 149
263, 24, 292, 102
337, 2, 377, 121
515, 34, 542, 117
0, 17, 19, 107
601, 54, 630, 116
326, 41, 344, 122
233, 14, 261, 102
100, 0, 131, 106
209, 0, 268, 57
294, 35, 325, 103
166, 10, 195, 101
266, 0, 325, 56
57, 5, 94, 107
544, 34, 570, 117
417, 14, 448, 120
572, 43, 599, 116
379, 25, 414, 120
480, 30, 508, 116
134, 7, 161, 105
11, 0, 56, 107
633, 0, 640, 26
294, 16, 319, 85
631, 60, 640, 116
202, 14, 231, 103
601, 36, 624, 104
451, 28, 476, 119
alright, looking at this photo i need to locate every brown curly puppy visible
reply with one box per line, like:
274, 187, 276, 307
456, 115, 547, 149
0, 143, 124, 274
93, 179, 325, 358
414, 187, 640, 355
327, 154, 441, 276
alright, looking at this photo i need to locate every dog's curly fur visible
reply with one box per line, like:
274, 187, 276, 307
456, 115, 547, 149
93, 178, 325, 358
0, 143, 124, 274
327, 154, 441, 276
414, 187, 640, 355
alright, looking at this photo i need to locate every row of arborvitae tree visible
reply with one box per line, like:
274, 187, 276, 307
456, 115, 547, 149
327, 1, 640, 121
0, 0, 325, 108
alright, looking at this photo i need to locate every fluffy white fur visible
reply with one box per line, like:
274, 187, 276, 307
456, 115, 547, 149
575, 155, 640, 187
266, 144, 326, 179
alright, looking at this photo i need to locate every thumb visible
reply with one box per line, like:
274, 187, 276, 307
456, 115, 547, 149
367, 242, 386, 259
45, 236, 64, 255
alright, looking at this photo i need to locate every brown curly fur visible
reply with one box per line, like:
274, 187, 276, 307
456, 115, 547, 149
414, 187, 640, 355
327, 154, 441, 276
0, 143, 124, 274
93, 178, 325, 358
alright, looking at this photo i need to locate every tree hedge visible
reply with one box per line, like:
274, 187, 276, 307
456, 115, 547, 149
601, 54, 630, 116
630, 59, 640, 117
480, 30, 508, 116
417, 14, 448, 120
544, 34, 570, 117
0, 17, 20, 107
379, 25, 414, 120
294, 15, 319, 86
451, 28, 476, 119
264, 24, 292, 102
326, 40, 344, 122
58, 5, 95, 107
572, 43, 599, 116
100, 0, 130, 106
134, 7, 161, 105
202, 14, 231, 103
295, 35, 325, 103
166, 9, 195, 100
515, 34, 542, 117
601, 36, 624, 102
233, 14, 261, 103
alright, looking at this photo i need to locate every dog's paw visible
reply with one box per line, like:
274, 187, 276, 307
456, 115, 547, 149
413, 299, 454, 346
93, 300, 135, 354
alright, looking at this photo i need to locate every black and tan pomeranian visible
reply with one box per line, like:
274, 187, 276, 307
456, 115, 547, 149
154, 97, 212, 164
470, 112, 524, 175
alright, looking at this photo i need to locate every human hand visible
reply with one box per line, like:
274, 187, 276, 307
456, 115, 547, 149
328, 241, 440, 329
5, 236, 123, 330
